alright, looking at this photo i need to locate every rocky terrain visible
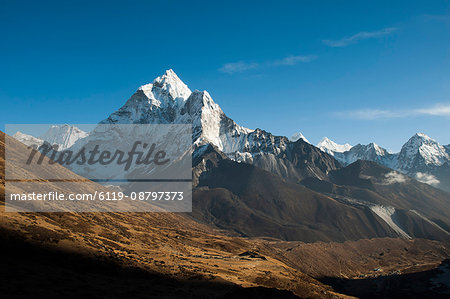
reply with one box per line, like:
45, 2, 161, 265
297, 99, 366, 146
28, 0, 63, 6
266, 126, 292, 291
3, 70, 450, 298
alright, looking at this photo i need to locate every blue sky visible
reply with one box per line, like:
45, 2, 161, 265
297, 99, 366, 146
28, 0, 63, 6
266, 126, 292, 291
1, 0, 449, 152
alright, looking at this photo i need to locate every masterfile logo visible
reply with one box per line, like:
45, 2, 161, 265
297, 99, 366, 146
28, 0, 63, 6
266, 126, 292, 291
5, 124, 192, 212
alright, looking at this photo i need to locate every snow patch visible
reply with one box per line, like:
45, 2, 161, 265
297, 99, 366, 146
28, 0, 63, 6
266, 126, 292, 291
13, 131, 44, 148
290, 132, 310, 143
40, 125, 89, 150
317, 137, 352, 155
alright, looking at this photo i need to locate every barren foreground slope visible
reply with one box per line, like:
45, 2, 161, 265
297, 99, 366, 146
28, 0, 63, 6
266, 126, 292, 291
1, 132, 449, 298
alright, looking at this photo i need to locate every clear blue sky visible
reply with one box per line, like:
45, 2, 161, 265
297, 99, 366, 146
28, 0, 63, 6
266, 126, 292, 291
1, 0, 449, 152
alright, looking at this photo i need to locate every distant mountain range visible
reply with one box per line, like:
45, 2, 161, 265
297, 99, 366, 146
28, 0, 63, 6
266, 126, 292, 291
14, 124, 88, 150
11, 69, 450, 243
317, 133, 450, 192
13, 70, 449, 192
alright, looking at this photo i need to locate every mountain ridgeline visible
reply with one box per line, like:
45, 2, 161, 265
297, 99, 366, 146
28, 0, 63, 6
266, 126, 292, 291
12, 70, 450, 243
318, 133, 450, 193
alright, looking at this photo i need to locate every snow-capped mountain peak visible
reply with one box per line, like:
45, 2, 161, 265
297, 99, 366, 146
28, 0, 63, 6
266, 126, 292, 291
367, 142, 388, 156
13, 131, 44, 148
317, 137, 352, 155
398, 133, 449, 168
39, 124, 88, 150
102, 71, 254, 154
290, 132, 310, 143
151, 69, 192, 106
102, 70, 193, 124
94, 70, 339, 181
12, 125, 88, 151
181, 89, 254, 152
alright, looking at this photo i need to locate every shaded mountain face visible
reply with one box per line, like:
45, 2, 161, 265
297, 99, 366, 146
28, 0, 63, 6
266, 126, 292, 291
319, 134, 450, 192
192, 145, 450, 242
192, 147, 397, 242
302, 160, 450, 241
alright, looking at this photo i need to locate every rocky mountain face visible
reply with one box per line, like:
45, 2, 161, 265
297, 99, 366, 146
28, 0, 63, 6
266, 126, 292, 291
192, 145, 398, 242
397, 133, 450, 171
334, 143, 397, 167
301, 160, 450, 242
192, 142, 450, 242
100, 69, 340, 182
318, 134, 450, 192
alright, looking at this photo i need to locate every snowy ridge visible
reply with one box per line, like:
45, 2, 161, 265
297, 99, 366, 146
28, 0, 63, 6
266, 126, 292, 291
317, 137, 352, 155
95, 70, 340, 181
101, 69, 253, 154
397, 133, 450, 171
102, 69, 192, 124
334, 143, 395, 167
290, 132, 310, 143
13, 131, 44, 148
99, 70, 309, 165
39, 124, 89, 150
320, 134, 450, 190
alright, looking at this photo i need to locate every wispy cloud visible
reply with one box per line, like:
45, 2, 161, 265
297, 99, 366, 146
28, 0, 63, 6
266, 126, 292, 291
271, 55, 317, 66
219, 54, 316, 74
339, 109, 401, 120
415, 172, 440, 186
335, 104, 450, 120
416, 104, 450, 116
323, 27, 398, 47
218, 61, 259, 74
382, 171, 408, 185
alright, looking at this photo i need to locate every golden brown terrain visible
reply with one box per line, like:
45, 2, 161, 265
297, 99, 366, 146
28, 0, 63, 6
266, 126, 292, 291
1, 131, 449, 298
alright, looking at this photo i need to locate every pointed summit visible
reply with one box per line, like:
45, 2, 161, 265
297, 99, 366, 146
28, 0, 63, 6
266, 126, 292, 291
366, 142, 388, 156
182, 90, 221, 116
290, 132, 310, 143
39, 125, 88, 150
152, 69, 191, 104
398, 133, 449, 167
317, 137, 352, 155
102, 70, 192, 124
